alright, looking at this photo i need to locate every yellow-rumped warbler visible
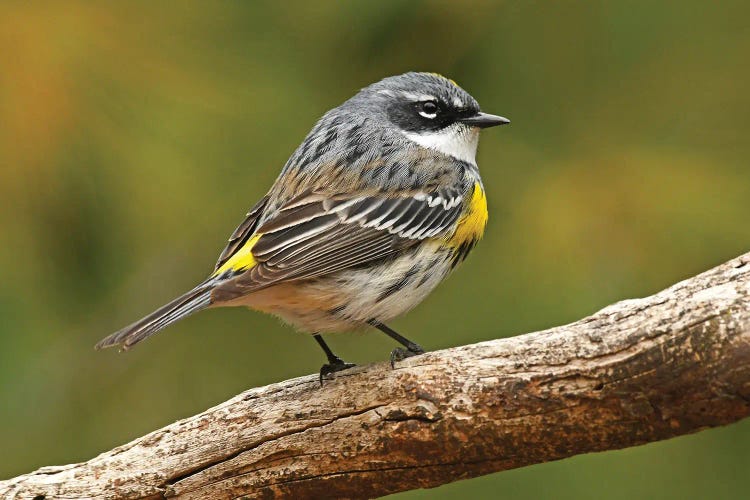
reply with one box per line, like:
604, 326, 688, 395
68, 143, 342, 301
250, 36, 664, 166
96, 72, 509, 380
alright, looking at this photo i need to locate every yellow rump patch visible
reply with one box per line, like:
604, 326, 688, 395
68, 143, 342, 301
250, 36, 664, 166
214, 234, 262, 275
448, 183, 488, 247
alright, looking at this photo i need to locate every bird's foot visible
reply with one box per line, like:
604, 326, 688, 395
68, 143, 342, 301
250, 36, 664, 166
319, 358, 356, 385
390, 343, 425, 368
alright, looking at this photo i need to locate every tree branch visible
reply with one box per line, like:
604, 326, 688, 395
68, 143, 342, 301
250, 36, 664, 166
3, 252, 750, 499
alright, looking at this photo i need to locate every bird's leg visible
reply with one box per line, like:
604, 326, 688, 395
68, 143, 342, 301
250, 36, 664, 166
367, 319, 425, 367
314, 333, 355, 385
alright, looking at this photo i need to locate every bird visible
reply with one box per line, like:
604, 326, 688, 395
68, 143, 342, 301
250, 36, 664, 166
96, 72, 509, 382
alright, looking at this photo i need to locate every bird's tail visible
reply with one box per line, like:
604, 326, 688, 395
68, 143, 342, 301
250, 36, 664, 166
95, 282, 214, 351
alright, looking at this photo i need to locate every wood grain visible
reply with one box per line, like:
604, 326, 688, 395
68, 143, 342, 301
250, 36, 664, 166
3, 252, 750, 499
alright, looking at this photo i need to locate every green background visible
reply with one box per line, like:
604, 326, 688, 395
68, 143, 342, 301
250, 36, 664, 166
1, 1, 749, 498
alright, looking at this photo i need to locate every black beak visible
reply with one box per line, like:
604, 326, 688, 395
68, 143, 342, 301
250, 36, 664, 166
459, 112, 510, 129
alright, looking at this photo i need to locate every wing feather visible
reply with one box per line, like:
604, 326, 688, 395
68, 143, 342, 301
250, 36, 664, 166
211, 188, 465, 302
214, 195, 270, 272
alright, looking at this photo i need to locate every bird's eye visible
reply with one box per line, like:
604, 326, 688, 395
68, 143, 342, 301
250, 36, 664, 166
418, 101, 439, 119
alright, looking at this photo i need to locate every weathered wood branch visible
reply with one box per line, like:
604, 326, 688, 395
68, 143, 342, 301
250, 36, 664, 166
3, 253, 750, 499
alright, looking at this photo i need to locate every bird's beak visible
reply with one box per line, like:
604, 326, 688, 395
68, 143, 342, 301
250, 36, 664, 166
459, 112, 510, 129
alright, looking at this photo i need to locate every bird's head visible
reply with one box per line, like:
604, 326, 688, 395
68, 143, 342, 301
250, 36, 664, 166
350, 72, 509, 164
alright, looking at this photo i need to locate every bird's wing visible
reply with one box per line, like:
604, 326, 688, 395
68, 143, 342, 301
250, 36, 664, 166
211, 187, 465, 302
214, 195, 270, 272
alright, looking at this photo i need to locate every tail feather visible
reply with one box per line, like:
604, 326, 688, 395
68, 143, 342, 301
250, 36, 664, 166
96, 283, 214, 351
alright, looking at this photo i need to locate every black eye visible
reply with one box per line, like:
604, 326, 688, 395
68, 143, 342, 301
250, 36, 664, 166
419, 101, 439, 118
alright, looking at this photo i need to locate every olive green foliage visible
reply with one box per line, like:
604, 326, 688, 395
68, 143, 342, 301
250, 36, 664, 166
1, 1, 748, 498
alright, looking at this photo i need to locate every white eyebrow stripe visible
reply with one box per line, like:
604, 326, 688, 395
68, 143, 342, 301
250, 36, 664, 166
402, 92, 437, 101
453, 97, 463, 107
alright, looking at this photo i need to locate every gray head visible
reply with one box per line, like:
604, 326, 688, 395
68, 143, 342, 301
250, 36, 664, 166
343, 72, 509, 165
284, 73, 508, 177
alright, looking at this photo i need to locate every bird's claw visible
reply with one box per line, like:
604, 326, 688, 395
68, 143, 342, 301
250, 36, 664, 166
389, 343, 425, 368
319, 359, 356, 386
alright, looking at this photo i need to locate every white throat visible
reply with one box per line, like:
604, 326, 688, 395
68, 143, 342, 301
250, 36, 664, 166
403, 123, 479, 165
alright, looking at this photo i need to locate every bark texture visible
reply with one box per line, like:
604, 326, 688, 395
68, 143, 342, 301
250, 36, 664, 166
3, 252, 750, 499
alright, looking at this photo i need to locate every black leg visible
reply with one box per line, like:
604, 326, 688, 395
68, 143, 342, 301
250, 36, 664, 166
367, 320, 425, 367
314, 334, 355, 385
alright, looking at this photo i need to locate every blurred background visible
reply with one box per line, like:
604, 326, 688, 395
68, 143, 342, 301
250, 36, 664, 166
1, 1, 749, 498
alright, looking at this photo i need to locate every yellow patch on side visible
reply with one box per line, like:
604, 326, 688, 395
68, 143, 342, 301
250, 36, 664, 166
214, 234, 262, 275
447, 183, 488, 247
